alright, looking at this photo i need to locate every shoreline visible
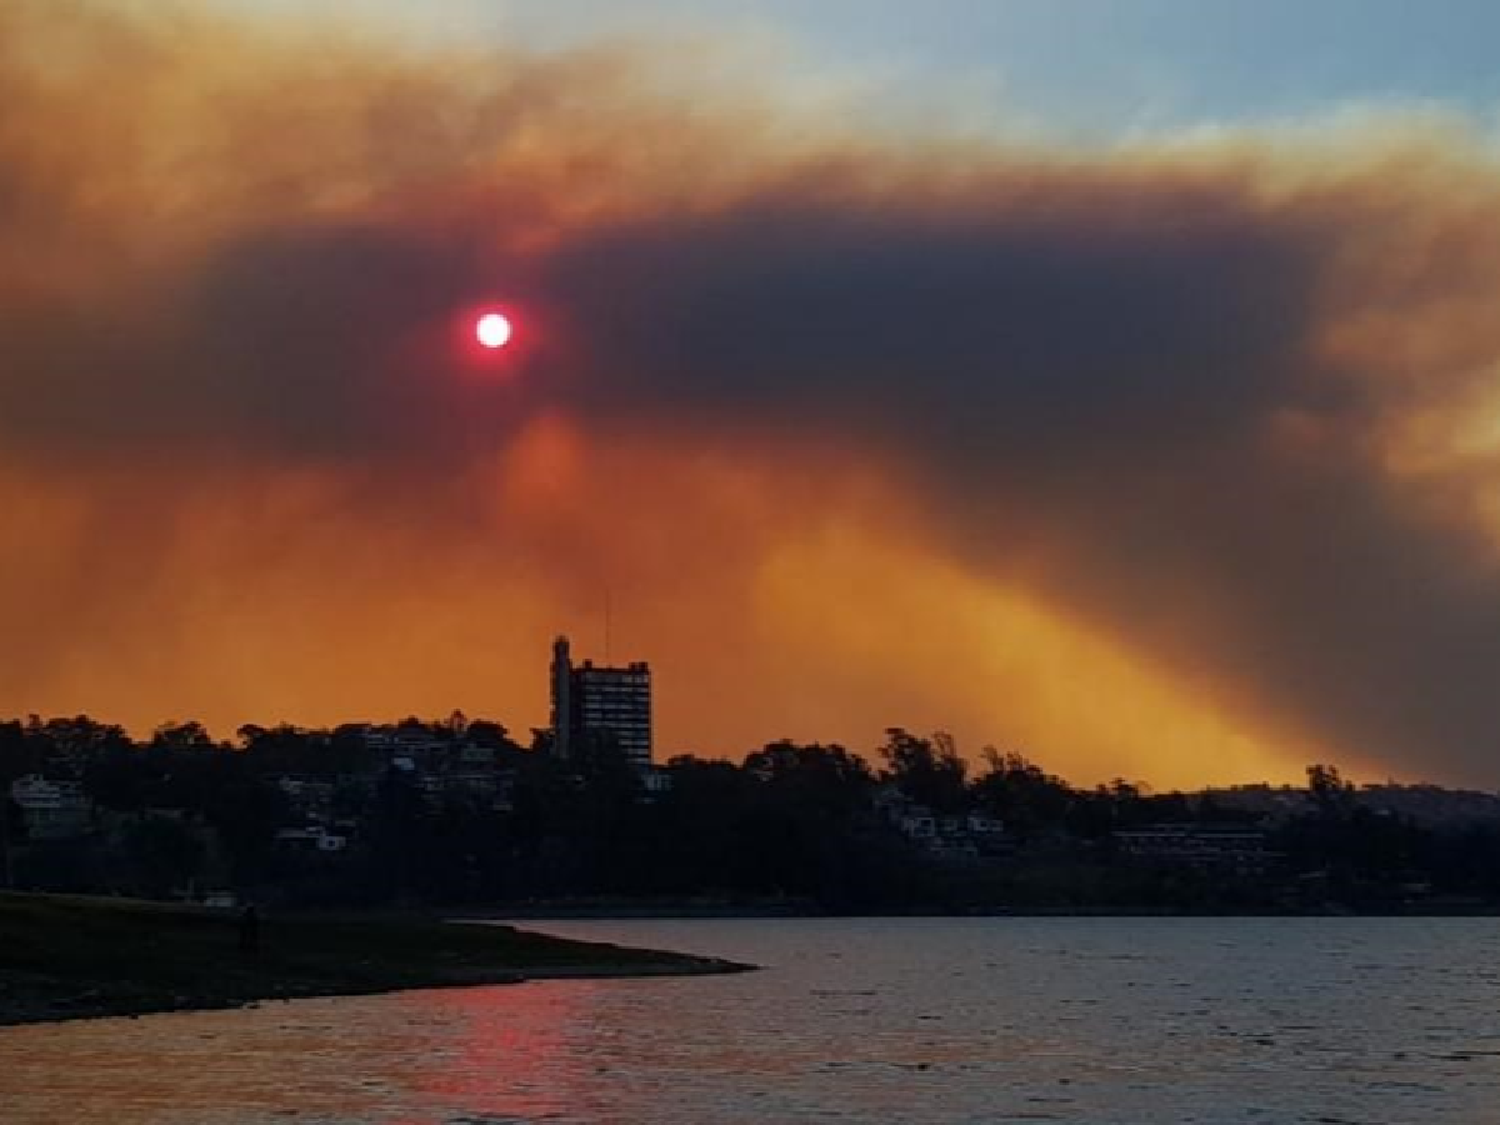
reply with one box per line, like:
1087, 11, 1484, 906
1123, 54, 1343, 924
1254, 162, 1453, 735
0, 957, 752, 1029
477, 901, 1500, 920
0, 893, 753, 1030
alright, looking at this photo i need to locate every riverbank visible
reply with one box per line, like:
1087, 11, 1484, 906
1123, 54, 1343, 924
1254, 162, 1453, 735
0, 892, 753, 1027
471, 895, 822, 920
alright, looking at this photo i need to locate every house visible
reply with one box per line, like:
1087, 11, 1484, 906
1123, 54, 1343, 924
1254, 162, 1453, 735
9, 774, 91, 840
1114, 823, 1272, 876
876, 789, 1009, 859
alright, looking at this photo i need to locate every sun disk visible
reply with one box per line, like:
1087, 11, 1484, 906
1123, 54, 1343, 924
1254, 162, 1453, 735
476, 312, 513, 350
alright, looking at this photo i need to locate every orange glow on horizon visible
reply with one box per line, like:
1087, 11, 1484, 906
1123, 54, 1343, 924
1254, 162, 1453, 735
0, 433, 1324, 789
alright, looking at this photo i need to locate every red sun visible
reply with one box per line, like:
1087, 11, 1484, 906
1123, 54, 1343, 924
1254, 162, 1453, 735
475, 311, 513, 350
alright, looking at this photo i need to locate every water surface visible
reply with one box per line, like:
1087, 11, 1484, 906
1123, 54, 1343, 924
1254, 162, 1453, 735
5, 917, 1500, 1123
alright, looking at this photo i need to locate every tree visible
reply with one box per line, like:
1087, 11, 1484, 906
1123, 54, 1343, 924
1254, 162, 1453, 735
85, 743, 159, 812
0, 721, 40, 787
1307, 763, 1355, 817
467, 719, 522, 755
879, 729, 968, 814
1, 793, 23, 888
744, 741, 875, 817
151, 721, 215, 752
122, 816, 203, 898
971, 748, 1073, 840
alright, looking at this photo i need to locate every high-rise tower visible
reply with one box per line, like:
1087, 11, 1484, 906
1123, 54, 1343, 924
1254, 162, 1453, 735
548, 634, 653, 768
550, 635, 574, 761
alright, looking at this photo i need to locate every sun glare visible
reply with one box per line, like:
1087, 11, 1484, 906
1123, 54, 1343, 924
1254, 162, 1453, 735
475, 312, 513, 350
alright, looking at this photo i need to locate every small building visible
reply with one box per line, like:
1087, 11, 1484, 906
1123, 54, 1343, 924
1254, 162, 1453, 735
901, 812, 937, 840
276, 775, 335, 821
1114, 823, 1272, 876
9, 774, 91, 840
879, 791, 1009, 859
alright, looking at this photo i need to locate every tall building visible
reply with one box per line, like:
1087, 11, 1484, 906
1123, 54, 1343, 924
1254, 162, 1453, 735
549, 635, 653, 768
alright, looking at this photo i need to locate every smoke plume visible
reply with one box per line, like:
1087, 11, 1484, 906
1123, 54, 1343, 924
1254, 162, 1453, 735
4, 2, 1500, 784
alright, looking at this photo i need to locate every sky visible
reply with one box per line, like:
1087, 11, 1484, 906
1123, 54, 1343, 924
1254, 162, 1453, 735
228, 0, 1500, 134
553, 1, 1500, 134
5, 1, 1500, 788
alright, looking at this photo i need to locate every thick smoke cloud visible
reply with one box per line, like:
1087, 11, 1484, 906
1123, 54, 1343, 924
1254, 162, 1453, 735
4, 2, 1500, 783
537, 176, 1500, 783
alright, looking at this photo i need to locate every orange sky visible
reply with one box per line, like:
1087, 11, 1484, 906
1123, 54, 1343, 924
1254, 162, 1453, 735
5, 3, 1500, 787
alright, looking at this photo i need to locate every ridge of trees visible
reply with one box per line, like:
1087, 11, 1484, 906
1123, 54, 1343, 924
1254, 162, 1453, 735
3, 714, 1497, 913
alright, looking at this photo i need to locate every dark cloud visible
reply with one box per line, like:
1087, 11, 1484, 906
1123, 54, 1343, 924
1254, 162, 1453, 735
531, 178, 1500, 781
545, 186, 1316, 451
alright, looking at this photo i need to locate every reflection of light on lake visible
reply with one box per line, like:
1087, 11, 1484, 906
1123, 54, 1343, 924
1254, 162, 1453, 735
405, 979, 606, 1120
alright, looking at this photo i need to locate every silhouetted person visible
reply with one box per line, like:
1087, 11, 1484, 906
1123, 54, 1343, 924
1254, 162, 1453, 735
238, 904, 260, 955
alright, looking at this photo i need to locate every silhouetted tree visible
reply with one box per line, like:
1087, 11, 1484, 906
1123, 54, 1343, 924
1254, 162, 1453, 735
122, 816, 202, 897
1307, 763, 1356, 817
880, 729, 968, 814
971, 748, 1072, 840
745, 741, 874, 816
151, 721, 215, 753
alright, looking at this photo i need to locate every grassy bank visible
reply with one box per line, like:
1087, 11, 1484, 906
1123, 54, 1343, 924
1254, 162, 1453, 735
0, 892, 752, 1027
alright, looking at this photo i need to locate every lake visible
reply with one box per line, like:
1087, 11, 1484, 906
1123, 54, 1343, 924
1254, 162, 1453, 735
4, 917, 1500, 1123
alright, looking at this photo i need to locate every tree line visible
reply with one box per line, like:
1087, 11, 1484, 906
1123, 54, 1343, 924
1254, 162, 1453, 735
4, 715, 1499, 913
